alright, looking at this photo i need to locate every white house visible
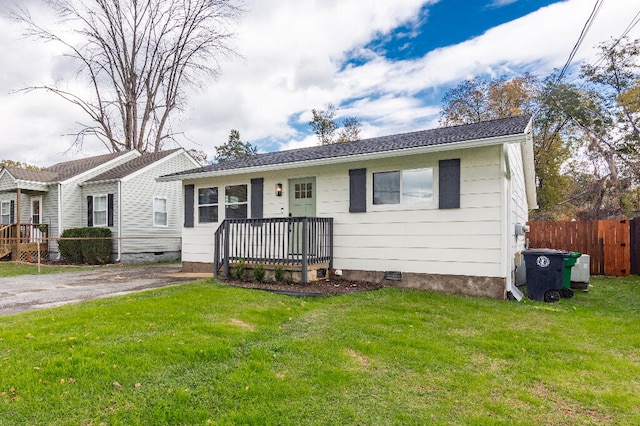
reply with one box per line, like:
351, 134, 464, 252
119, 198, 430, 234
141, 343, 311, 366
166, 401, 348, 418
0, 148, 200, 263
160, 116, 537, 299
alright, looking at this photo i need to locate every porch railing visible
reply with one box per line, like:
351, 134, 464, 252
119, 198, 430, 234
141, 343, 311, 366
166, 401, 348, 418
214, 217, 333, 283
0, 224, 15, 256
19, 223, 48, 243
0, 223, 49, 260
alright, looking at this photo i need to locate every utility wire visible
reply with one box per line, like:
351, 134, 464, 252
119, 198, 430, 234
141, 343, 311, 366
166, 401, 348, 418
555, 0, 604, 85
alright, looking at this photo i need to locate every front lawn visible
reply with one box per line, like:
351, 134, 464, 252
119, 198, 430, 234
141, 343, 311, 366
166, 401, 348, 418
1, 277, 639, 425
0, 262, 92, 277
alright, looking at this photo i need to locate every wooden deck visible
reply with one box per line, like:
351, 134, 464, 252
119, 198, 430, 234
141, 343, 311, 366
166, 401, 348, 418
0, 224, 49, 262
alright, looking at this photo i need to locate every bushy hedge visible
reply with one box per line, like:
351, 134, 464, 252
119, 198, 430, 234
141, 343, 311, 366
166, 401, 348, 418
59, 227, 113, 265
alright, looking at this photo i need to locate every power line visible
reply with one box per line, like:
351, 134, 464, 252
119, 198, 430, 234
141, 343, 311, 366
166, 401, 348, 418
555, 0, 604, 84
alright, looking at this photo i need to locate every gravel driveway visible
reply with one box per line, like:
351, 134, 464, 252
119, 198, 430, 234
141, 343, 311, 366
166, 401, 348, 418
0, 264, 208, 317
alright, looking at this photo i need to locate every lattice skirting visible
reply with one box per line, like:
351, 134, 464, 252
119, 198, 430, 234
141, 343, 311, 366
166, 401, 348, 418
16, 249, 48, 263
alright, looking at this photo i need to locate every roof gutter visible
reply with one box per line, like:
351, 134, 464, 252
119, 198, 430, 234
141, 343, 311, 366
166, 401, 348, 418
158, 133, 526, 182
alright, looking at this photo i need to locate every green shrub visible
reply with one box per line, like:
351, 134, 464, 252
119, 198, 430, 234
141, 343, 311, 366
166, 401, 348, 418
253, 264, 266, 282
59, 227, 112, 265
233, 259, 246, 281
274, 266, 285, 282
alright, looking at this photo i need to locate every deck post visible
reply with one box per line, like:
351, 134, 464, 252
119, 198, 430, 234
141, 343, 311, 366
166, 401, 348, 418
214, 228, 220, 277
328, 218, 334, 270
301, 217, 308, 284
223, 220, 230, 278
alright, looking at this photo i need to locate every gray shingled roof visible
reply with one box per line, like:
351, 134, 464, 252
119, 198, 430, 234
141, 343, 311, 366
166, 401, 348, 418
163, 115, 531, 179
86, 149, 181, 183
2, 152, 130, 183
3, 167, 58, 183
44, 151, 132, 182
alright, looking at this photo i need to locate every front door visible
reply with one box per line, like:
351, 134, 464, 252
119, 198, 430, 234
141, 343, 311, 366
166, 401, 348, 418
288, 177, 316, 255
288, 177, 316, 217
31, 197, 41, 224
30, 196, 43, 241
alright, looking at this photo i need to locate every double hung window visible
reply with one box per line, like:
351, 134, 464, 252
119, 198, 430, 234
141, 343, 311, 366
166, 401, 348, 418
225, 185, 248, 219
0, 201, 10, 224
198, 187, 218, 223
93, 195, 108, 226
153, 197, 168, 226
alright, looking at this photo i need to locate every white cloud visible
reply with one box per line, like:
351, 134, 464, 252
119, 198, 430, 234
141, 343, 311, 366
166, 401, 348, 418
0, 0, 638, 166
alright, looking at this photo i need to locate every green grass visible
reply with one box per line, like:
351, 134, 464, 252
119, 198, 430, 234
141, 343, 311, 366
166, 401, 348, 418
0, 262, 96, 277
1, 276, 639, 425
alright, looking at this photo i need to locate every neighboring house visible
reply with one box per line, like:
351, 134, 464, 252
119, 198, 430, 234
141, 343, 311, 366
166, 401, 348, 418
0, 148, 200, 263
159, 116, 537, 299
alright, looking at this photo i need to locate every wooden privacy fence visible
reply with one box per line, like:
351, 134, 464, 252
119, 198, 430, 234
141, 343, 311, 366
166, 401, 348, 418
527, 218, 636, 277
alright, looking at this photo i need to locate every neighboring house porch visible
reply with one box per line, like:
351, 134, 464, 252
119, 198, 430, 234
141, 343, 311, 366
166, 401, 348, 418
0, 222, 49, 262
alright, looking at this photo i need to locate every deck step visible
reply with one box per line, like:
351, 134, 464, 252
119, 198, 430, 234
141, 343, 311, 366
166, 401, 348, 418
0, 248, 11, 259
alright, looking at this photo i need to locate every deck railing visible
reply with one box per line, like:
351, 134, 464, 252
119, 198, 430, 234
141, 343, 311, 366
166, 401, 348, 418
0, 224, 15, 256
19, 223, 48, 243
0, 224, 49, 260
214, 217, 333, 283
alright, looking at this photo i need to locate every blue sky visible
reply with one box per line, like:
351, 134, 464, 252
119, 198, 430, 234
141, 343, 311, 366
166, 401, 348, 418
368, 0, 560, 60
0, 0, 638, 166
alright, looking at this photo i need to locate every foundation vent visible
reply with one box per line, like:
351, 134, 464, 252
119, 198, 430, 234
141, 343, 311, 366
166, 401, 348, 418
383, 271, 403, 281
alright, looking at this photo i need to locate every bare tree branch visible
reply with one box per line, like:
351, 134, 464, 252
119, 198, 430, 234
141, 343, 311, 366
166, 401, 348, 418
13, 0, 243, 153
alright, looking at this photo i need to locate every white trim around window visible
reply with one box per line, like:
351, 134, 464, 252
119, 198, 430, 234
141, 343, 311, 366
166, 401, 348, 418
93, 194, 108, 227
153, 196, 168, 227
0, 200, 10, 225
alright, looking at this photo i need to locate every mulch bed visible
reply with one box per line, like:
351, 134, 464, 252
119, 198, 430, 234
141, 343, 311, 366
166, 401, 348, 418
218, 277, 385, 296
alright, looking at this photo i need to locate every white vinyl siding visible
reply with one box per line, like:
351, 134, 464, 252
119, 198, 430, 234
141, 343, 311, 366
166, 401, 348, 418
180, 145, 511, 278
118, 151, 196, 254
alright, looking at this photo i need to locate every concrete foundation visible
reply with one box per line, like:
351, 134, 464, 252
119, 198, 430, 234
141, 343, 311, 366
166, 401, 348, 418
334, 269, 507, 300
118, 251, 180, 264
182, 262, 507, 298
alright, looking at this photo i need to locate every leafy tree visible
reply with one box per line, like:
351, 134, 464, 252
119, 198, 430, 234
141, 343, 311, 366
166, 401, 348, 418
14, 0, 243, 153
215, 130, 257, 163
542, 37, 640, 219
309, 104, 339, 145
336, 117, 361, 143
0, 160, 42, 170
309, 104, 361, 145
440, 74, 575, 219
439, 74, 538, 126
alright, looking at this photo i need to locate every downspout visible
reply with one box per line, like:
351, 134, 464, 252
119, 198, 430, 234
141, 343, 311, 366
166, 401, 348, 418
56, 183, 62, 260
115, 180, 122, 263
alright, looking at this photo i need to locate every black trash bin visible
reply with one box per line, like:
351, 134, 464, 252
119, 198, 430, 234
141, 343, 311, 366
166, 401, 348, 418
522, 249, 569, 302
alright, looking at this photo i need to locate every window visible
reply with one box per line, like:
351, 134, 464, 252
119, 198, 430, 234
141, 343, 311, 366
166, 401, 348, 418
373, 168, 433, 206
93, 195, 108, 226
153, 197, 168, 226
225, 185, 248, 219
198, 187, 218, 223
0, 201, 10, 224
294, 182, 313, 199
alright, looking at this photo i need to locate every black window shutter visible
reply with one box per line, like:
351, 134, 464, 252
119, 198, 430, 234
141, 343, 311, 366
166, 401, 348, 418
439, 159, 460, 209
184, 184, 194, 228
87, 196, 93, 227
10, 200, 15, 223
250, 178, 264, 219
349, 168, 367, 213
107, 194, 114, 227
